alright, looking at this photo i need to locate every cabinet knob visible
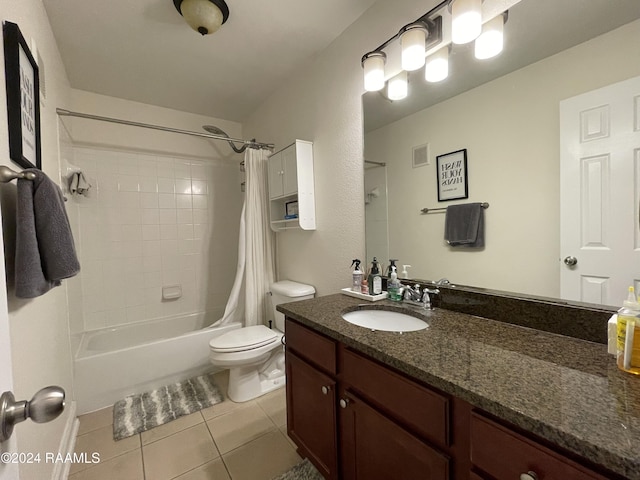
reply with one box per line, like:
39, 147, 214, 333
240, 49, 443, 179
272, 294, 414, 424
321, 386, 330, 395
339, 398, 350, 409
520, 472, 539, 480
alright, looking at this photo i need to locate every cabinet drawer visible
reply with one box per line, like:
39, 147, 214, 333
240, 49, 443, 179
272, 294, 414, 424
285, 319, 337, 375
470, 412, 609, 480
341, 347, 450, 448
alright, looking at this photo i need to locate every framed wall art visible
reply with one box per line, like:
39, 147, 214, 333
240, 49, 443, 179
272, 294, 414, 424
3, 21, 41, 169
436, 149, 468, 201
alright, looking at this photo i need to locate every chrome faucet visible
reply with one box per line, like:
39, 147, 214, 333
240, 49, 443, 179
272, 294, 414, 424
401, 284, 439, 310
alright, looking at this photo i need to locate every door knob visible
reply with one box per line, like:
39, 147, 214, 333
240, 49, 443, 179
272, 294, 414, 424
563, 256, 578, 266
520, 471, 539, 480
0, 386, 65, 442
321, 386, 330, 395
339, 398, 350, 409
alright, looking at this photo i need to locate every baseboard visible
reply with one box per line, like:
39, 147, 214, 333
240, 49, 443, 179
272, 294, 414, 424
51, 400, 79, 480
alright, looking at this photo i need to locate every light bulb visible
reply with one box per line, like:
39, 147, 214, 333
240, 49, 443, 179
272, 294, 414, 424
401, 25, 427, 71
425, 48, 448, 83
475, 14, 505, 60
387, 71, 408, 100
362, 52, 386, 92
451, 0, 482, 45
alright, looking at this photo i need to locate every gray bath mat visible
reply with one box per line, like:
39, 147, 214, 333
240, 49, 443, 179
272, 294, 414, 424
112, 373, 223, 440
271, 459, 324, 480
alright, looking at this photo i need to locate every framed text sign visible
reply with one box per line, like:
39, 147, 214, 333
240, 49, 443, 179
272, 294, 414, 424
436, 149, 468, 201
3, 21, 41, 170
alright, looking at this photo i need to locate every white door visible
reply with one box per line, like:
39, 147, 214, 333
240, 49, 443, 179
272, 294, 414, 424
560, 75, 640, 306
0, 207, 19, 479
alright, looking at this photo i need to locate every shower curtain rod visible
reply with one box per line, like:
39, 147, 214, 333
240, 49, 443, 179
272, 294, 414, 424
365, 160, 386, 167
56, 108, 275, 150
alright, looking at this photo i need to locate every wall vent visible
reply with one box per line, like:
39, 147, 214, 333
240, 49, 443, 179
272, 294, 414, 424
412, 143, 430, 168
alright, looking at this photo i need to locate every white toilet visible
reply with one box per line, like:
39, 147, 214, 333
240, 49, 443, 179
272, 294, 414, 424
209, 280, 315, 402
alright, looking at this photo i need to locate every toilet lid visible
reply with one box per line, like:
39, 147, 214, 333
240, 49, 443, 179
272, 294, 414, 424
210, 325, 279, 353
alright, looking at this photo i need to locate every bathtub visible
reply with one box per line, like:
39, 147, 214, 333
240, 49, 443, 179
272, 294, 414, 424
74, 311, 241, 414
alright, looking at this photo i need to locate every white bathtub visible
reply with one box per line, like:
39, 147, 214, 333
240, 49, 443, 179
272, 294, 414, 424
74, 311, 241, 414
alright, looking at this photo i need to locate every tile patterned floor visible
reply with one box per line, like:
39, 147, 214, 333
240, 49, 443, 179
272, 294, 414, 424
69, 371, 302, 480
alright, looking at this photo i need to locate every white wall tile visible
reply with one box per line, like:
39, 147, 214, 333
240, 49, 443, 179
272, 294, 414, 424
75, 147, 239, 333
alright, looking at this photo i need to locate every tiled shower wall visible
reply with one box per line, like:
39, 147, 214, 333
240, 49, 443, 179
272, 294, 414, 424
69, 146, 243, 332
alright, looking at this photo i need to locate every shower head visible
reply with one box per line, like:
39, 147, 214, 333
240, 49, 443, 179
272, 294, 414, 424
202, 125, 247, 153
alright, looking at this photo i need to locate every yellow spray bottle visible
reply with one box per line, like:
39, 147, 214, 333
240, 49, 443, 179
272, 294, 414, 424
616, 286, 640, 374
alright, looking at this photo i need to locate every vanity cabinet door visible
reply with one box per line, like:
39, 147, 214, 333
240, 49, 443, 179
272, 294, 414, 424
339, 389, 450, 480
286, 351, 338, 480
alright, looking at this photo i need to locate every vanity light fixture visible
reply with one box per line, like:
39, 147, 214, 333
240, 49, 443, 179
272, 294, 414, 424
400, 23, 428, 71
362, 51, 387, 92
360, 0, 507, 98
173, 0, 229, 36
474, 12, 507, 59
450, 0, 483, 45
387, 71, 408, 100
425, 47, 449, 83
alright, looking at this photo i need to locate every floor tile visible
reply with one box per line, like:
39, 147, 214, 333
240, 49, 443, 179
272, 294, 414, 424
141, 411, 204, 445
174, 458, 231, 480
279, 425, 298, 451
223, 430, 302, 480
201, 397, 246, 421
142, 423, 219, 480
256, 387, 286, 427
72, 425, 140, 474
68, 450, 143, 480
206, 402, 276, 454
77, 407, 113, 436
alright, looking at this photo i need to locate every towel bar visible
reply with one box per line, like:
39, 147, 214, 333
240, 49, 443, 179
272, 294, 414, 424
421, 202, 489, 214
0, 166, 36, 183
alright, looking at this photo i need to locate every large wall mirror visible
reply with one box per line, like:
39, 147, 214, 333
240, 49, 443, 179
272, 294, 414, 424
363, 0, 640, 307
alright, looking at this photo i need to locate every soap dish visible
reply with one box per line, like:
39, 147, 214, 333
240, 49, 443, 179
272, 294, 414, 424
340, 288, 388, 302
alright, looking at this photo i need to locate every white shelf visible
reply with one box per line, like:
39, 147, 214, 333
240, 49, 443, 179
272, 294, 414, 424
268, 140, 316, 232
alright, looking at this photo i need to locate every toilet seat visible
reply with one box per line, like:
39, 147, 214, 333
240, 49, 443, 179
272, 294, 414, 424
210, 325, 279, 353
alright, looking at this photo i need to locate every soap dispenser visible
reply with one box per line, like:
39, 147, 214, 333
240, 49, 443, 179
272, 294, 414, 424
368, 257, 382, 295
401, 265, 412, 279
617, 286, 640, 375
387, 266, 402, 302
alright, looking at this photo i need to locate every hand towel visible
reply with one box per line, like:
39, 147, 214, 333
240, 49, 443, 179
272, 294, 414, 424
16, 169, 80, 298
444, 202, 485, 247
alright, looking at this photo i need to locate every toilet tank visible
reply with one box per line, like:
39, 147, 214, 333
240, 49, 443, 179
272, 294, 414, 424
270, 280, 315, 330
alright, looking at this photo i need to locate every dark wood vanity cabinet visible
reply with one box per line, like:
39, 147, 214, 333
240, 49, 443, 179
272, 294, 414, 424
285, 318, 619, 480
285, 318, 450, 480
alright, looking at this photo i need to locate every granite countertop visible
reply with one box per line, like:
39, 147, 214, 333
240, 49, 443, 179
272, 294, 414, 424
278, 293, 640, 480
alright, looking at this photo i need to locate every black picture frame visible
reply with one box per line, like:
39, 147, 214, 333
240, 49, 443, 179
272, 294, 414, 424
436, 149, 468, 202
3, 21, 41, 170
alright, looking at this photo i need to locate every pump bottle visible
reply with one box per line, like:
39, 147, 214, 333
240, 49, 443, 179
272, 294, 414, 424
368, 257, 382, 295
616, 286, 640, 375
387, 266, 402, 302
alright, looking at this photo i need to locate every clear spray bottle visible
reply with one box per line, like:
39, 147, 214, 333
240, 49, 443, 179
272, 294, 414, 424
351, 259, 363, 293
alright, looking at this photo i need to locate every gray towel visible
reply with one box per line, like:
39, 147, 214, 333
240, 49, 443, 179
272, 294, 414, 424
444, 203, 485, 247
15, 169, 80, 298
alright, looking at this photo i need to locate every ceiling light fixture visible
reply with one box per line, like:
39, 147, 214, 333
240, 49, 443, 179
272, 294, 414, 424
474, 12, 507, 59
173, 0, 229, 36
362, 51, 387, 92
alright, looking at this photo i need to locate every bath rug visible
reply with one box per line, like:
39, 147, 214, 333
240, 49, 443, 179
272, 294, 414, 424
271, 459, 324, 480
112, 373, 223, 441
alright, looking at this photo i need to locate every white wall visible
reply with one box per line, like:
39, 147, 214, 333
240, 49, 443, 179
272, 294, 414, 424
244, 0, 438, 294
0, 1, 75, 478
365, 19, 640, 297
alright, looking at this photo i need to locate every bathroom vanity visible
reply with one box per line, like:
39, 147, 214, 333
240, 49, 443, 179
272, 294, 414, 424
280, 292, 639, 480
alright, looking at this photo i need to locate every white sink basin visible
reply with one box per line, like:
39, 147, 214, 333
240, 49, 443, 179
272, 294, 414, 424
341, 310, 428, 332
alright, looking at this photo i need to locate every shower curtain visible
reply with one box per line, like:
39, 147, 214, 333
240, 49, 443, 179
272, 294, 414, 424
212, 147, 275, 328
